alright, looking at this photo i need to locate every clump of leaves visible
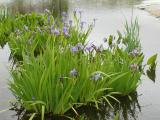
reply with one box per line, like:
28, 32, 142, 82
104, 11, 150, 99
7, 10, 157, 119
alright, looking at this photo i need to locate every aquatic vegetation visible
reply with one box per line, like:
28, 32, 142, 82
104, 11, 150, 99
146, 54, 158, 82
3, 11, 92, 62
0, 16, 14, 48
123, 18, 141, 52
102, 47, 144, 95
0, 9, 155, 118
9, 42, 121, 115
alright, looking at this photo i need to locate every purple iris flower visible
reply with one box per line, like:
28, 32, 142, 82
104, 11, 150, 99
63, 26, 68, 33
76, 43, 84, 50
86, 46, 93, 52
86, 44, 96, 52
70, 46, 78, 53
130, 48, 139, 57
69, 20, 73, 26
63, 26, 70, 36
73, 8, 82, 15
54, 29, 60, 36
91, 73, 101, 81
50, 25, 60, 36
70, 68, 78, 77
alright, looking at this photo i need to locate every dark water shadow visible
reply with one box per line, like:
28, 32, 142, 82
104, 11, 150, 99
10, 92, 141, 120
72, 92, 141, 120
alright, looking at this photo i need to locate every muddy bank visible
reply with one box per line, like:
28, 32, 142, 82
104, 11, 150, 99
137, 3, 160, 18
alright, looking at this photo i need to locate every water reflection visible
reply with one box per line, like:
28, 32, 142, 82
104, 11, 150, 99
0, 0, 144, 15
72, 92, 141, 120
10, 92, 141, 120
0, 0, 68, 16
70, 0, 143, 8
112, 92, 141, 120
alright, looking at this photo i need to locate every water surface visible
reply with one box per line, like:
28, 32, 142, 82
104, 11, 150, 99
0, 0, 160, 120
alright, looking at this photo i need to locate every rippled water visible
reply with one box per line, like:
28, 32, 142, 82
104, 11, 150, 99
0, 0, 160, 120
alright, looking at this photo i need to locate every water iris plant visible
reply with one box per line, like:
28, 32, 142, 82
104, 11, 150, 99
3, 11, 92, 62
0, 9, 157, 119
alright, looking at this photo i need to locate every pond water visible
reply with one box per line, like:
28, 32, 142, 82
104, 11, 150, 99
0, 0, 160, 120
